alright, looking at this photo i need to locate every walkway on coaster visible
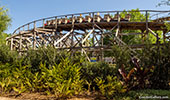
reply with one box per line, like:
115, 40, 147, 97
6, 10, 170, 61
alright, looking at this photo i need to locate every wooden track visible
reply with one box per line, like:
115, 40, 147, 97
6, 10, 170, 61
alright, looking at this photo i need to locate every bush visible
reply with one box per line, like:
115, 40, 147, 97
95, 75, 127, 99
109, 42, 170, 90
81, 61, 117, 91
127, 89, 170, 99
142, 43, 170, 89
22, 47, 69, 71
0, 45, 18, 64
110, 45, 132, 70
0, 57, 84, 98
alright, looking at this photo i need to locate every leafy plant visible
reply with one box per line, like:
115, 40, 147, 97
118, 58, 155, 90
95, 75, 127, 99
81, 61, 117, 91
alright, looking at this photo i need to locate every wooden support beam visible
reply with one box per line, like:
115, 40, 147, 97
101, 31, 104, 61
54, 29, 73, 46
148, 28, 160, 39
43, 19, 45, 28
10, 38, 13, 50
82, 48, 90, 62
55, 17, 58, 29
82, 29, 94, 44
19, 34, 22, 51
33, 31, 36, 50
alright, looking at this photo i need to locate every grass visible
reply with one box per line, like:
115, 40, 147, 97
117, 89, 170, 100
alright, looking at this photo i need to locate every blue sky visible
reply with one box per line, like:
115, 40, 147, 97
1, 0, 170, 34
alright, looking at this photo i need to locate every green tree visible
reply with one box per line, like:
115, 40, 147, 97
0, 6, 11, 45
0, 33, 9, 45
157, 0, 170, 6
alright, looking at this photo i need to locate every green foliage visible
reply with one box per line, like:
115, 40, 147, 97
0, 6, 11, 46
113, 89, 170, 99
81, 61, 117, 91
111, 45, 131, 67
95, 75, 126, 99
0, 6, 11, 34
0, 33, 9, 45
128, 89, 170, 99
23, 47, 68, 67
118, 59, 155, 90
165, 22, 170, 31
110, 41, 170, 90
157, 0, 170, 6
120, 9, 147, 22
119, 9, 147, 45
141, 44, 170, 89
0, 57, 83, 97
143, 43, 170, 89
0, 45, 84, 97
0, 45, 18, 64
36, 58, 83, 97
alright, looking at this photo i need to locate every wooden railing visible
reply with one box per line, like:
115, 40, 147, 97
10, 10, 170, 36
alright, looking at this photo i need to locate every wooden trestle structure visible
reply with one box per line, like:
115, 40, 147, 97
6, 10, 170, 61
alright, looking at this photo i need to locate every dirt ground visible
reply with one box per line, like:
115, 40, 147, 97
0, 92, 106, 100
0, 97, 17, 100
0, 97, 94, 100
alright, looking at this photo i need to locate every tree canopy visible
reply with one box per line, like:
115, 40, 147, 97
157, 0, 170, 6
0, 6, 11, 34
0, 6, 11, 45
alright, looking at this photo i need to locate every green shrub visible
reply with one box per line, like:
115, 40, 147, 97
95, 75, 127, 99
0, 57, 84, 98
0, 45, 18, 64
21, 47, 69, 72
109, 42, 170, 90
81, 61, 117, 91
38, 58, 83, 97
128, 89, 170, 99
143, 43, 170, 89
110, 45, 132, 70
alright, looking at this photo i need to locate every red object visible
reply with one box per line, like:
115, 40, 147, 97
44, 23, 47, 26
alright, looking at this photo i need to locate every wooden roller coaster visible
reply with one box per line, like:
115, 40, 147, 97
6, 10, 170, 61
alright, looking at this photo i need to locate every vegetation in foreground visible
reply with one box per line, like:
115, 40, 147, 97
0, 43, 169, 99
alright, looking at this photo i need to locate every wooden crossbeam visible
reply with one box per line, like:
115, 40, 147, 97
148, 28, 160, 39
82, 29, 94, 44
54, 29, 73, 46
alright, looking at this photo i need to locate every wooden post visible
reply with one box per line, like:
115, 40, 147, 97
145, 11, 149, 40
55, 17, 58, 29
33, 32, 36, 50
28, 24, 29, 30
163, 30, 166, 43
43, 19, 45, 28
33, 21, 36, 50
156, 32, 160, 45
34, 21, 36, 29
23, 26, 24, 31
141, 30, 145, 44
71, 15, 74, 48
19, 35, 22, 51
19, 28, 22, 55
10, 38, 13, 50
19, 28, 22, 51
92, 13, 95, 47
101, 31, 104, 61
52, 30, 55, 47
71, 15, 75, 57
